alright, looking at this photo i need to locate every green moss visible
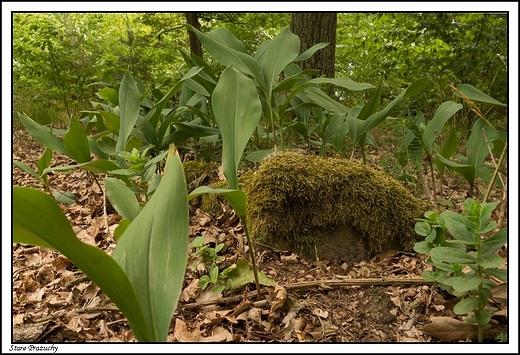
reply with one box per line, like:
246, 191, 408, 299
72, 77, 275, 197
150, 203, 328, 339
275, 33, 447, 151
182, 160, 219, 193
200, 169, 256, 216
243, 151, 426, 255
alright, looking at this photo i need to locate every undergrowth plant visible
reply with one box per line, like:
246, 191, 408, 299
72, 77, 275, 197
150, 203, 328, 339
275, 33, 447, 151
14, 145, 189, 342
413, 198, 507, 342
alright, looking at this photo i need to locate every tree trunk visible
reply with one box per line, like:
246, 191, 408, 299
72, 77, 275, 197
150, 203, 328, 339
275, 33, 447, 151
290, 13, 337, 78
185, 13, 203, 58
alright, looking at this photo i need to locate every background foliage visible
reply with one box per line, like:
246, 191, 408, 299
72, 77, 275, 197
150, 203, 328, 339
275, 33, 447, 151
13, 13, 507, 128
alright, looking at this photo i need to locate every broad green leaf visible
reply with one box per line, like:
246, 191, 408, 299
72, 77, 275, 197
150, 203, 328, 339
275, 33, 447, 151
63, 117, 91, 163
273, 69, 317, 93
104, 178, 141, 221
467, 118, 497, 169
37, 147, 52, 175
430, 247, 476, 264
226, 258, 277, 293
453, 297, 479, 315
112, 145, 189, 342
481, 268, 507, 281
475, 309, 493, 325
100, 111, 120, 133
147, 66, 204, 130
435, 129, 459, 176
415, 221, 432, 236
13, 186, 151, 341
207, 27, 247, 52
294, 42, 329, 61
53, 190, 76, 205
456, 84, 507, 107
413, 241, 433, 254
43, 159, 121, 175
97, 87, 118, 105
17, 113, 69, 156
308, 77, 375, 92
403, 77, 432, 99
475, 254, 504, 269
441, 210, 476, 242
436, 153, 476, 189
444, 274, 482, 293
259, 28, 300, 95
321, 113, 346, 155
189, 186, 247, 220
116, 72, 141, 167
357, 80, 383, 120
245, 148, 275, 162
211, 65, 262, 190
190, 26, 264, 86
114, 219, 131, 241
481, 228, 507, 255
423, 101, 463, 154
302, 87, 348, 114
13, 160, 40, 180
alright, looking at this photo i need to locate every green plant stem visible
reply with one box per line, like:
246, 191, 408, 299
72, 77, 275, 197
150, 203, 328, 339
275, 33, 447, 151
428, 156, 438, 204
241, 219, 261, 299
483, 140, 507, 203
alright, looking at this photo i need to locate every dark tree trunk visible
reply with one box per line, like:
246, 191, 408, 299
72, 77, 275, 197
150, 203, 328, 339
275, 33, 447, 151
290, 13, 337, 78
185, 13, 203, 58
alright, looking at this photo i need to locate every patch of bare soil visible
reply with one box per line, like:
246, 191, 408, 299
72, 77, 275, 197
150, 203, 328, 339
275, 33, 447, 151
11, 129, 508, 344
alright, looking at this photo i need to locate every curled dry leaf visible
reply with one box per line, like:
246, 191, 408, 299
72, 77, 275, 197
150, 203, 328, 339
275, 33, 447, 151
173, 318, 201, 342
422, 316, 502, 341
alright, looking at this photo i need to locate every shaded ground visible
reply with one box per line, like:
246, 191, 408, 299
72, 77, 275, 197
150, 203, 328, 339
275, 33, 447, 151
11, 129, 508, 344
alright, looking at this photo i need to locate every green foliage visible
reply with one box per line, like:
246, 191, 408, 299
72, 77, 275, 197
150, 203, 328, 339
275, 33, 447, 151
413, 198, 507, 342
14, 145, 190, 342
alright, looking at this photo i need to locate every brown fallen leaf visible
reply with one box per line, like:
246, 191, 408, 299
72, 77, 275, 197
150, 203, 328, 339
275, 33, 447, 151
173, 318, 201, 342
422, 316, 502, 341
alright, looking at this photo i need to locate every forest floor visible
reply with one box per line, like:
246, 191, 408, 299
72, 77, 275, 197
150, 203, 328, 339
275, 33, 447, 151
11, 128, 508, 345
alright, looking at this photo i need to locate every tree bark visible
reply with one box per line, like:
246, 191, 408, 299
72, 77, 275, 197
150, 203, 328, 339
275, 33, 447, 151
290, 13, 337, 78
185, 13, 203, 58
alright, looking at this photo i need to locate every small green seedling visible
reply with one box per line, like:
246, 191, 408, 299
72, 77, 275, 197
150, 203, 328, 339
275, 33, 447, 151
414, 198, 507, 342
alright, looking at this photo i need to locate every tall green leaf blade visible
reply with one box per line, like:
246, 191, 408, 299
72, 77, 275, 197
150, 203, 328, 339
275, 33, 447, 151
17, 113, 69, 156
112, 145, 189, 342
436, 153, 476, 190
189, 26, 265, 86
13, 186, 152, 341
309, 77, 375, 92
207, 27, 248, 52
189, 186, 247, 220
435, 129, 459, 176
403, 77, 432, 99
104, 178, 141, 221
423, 101, 463, 154
466, 118, 497, 168
301, 87, 348, 113
456, 84, 507, 107
63, 117, 91, 163
321, 113, 346, 155
116, 72, 141, 167
13, 160, 40, 180
357, 80, 383, 120
259, 28, 300, 95
294, 42, 329, 61
211, 66, 262, 190
37, 147, 53, 175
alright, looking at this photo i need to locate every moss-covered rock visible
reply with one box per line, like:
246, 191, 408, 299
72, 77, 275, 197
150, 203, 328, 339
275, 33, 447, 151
243, 151, 425, 262
183, 160, 219, 193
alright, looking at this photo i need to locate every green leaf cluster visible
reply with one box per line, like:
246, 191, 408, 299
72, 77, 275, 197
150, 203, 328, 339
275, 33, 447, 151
413, 198, 506, 342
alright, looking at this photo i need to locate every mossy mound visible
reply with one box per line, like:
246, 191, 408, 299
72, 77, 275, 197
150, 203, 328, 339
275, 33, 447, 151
243, 151, 425, 261
183, 160, 219, 193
